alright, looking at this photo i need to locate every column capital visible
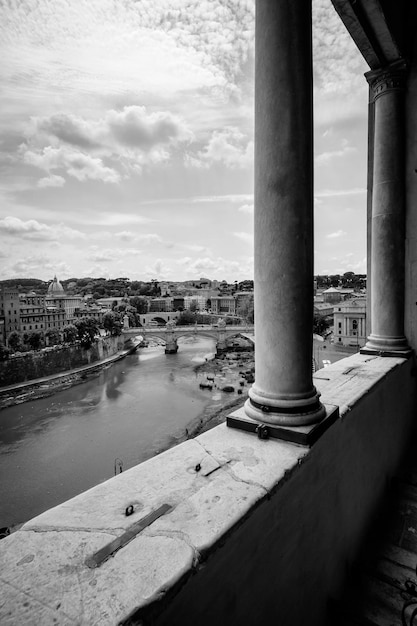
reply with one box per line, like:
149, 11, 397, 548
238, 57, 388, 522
365, 59, 408, 101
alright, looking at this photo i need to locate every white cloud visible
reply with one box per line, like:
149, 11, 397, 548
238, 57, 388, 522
233, 231, 253, 244
87, 246, 142, 262
19, 105, 196, 185
143, 258, 172, 279
189, 257, 218, 271
0, 0, 254, 119
315, 139, 356, 165
113, 232, 162, 244
30, 106, 193, 157
238, 203, 253, 214
97, 214, 153, 226
312, 0, 368, 124
37, 174, 65, 188
315, 188, 366, 198
0, 216, 85, 241
179, 255, 254, 280
190, 194, 254, 204
23, 145, 121, 183
326, 230, 346, 239
177, 257, 192, 266
6, 255, 71, 277
191, 127, 253, 169
114, 231, 136, 241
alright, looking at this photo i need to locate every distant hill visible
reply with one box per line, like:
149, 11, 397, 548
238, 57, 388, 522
0, 278, 49, 293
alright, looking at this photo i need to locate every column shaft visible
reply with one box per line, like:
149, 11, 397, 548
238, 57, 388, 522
245, 0, 324, 425
362, 61, 411, 356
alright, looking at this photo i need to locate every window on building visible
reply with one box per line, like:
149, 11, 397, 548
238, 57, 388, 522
338, 322, 342, 328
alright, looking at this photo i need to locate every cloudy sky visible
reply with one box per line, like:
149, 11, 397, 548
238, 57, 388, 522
0, 0, 368, 282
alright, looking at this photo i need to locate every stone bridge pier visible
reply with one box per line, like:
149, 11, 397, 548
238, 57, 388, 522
164, 329, 178, 354
215, 328, 228, 355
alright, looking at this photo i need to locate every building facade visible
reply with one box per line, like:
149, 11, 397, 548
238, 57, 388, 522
0, 288, 20, 342
333, 298, 367, 348
183, 295, 207, 311
210, 296, 237, 315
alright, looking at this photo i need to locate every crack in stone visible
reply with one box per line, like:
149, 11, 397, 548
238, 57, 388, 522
142, 528, 201, 567
222, 463, 269, 496
21, 526, 120, 536
193, 441, 271, 496
196, 438, 269, 496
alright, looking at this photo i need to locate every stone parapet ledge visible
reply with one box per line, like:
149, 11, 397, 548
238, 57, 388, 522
0, 353, 414, 625
313, 352, 407, 415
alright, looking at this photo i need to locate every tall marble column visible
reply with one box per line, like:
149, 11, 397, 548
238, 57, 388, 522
244, 0, 325, 426
361, 60, 411, 356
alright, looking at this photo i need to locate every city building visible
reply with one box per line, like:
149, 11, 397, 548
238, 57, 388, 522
313, 302, 335, 318
183, 294, 207, 311
322, 287, 357, 304
333, 298, 367, 348
73, 306, 108, 323
210, 296, 237, 315
322, 287, 344, 303
149, 297, 173, 313
172, 297, 185, 311
235, 291, 254, 317
94, 296, 126, 309
45, 276, 83, 323
0, 287, 20, 342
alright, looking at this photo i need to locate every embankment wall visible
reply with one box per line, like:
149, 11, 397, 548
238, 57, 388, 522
0, 336, 124, 386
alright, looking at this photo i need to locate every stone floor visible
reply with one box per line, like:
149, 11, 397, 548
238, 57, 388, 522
328, 435, 417, 626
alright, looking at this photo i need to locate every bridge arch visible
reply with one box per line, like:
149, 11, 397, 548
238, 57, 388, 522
149, 316, 168, 326
139, 312, 181, 326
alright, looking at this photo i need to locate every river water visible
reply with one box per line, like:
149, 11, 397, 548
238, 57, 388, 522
0, 337, 230, 528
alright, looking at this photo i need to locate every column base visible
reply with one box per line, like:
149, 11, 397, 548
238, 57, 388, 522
360, 334, 412, 358
245, 386, 326, 426
165, 347, 178, 354
227, 404, 339, 447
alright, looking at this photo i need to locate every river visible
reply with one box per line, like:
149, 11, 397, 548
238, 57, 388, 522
0, 336, 232, 528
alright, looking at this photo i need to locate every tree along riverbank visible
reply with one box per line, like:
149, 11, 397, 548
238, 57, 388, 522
0, 335, 125, 387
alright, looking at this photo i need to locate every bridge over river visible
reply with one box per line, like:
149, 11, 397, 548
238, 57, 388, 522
123, 324, 255, 354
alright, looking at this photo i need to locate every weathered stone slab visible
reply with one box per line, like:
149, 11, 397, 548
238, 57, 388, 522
0, 529, 194, 625
23, 438, 221, 534
314, 353, 405, 416
198, 421, 307, 492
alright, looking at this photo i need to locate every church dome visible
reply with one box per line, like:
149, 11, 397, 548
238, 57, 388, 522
48, 275, 65, 294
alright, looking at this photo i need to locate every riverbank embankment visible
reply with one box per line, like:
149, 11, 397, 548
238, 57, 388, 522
183, 348, 255, 439
0, 345, 137, 411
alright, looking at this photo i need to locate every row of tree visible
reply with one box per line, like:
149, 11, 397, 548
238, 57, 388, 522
316, 272, 366, 290
0, 316, 105, 360
0, 277, 257, 299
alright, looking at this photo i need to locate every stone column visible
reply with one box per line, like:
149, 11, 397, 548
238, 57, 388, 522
361, 60, 411, 356
244, 0, 325, 426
